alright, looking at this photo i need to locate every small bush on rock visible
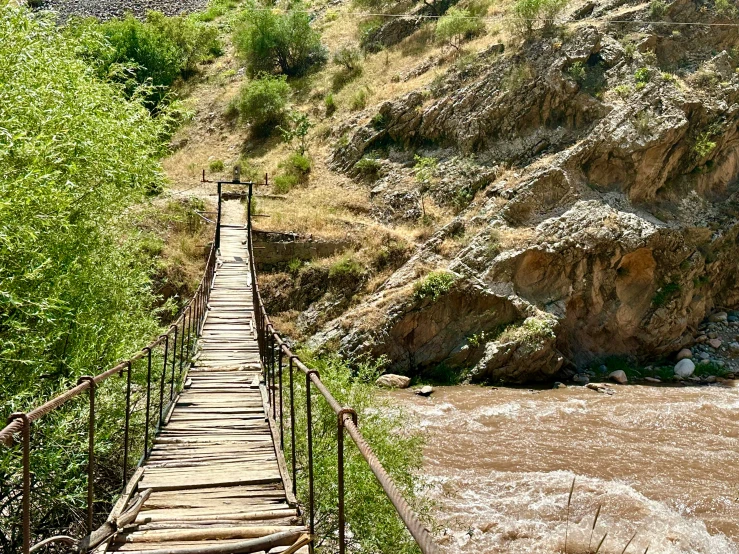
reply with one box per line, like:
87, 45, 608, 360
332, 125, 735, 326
435, 7, 485, 50
414, 271, 456, 302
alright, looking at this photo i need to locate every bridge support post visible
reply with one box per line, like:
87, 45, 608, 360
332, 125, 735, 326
77, 376, 97, 534
8, 412, 30, 554
337, 408, 358, 554
215, 182, 222, 251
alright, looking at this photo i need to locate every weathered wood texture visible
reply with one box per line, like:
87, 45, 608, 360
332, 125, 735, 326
108, 226, 307, 554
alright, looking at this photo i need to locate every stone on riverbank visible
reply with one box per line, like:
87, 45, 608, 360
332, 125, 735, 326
608, 370, 628, 384
674, 359, 695, 378
376, 374, 411, 389
415, 386, 434, 397
676, 348, 692, 361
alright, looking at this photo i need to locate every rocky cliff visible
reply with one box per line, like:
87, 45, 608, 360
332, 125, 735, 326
313, 0, 739, 382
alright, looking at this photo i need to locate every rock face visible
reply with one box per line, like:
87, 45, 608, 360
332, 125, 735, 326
36, 0, 208, 20
314, 2, 739, 383
375, 374, 411, 389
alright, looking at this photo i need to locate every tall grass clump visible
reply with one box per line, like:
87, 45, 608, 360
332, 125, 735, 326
290, 352, 429, 553
233, 0, 326, 77
0, 4, 174, 548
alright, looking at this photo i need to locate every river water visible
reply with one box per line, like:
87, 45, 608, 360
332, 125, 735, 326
392, 382, 739, 554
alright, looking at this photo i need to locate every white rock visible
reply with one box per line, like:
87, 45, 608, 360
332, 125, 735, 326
644, 377, 661, 383
676, 348, 692, 361
376, 374, 411, 389
674, 358, 695, 378
415, 386, 434, 397
608, 370, 628, 384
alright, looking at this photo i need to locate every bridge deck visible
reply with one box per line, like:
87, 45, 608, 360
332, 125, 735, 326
106, 225, 306, 554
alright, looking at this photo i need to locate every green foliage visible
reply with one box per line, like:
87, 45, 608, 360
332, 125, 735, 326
513, 0, 569, 36
694, 132, 717, 159
715, 0, 738, 17
232, 73, 291, 135
350, 86, 371, 110
498, 316, 556, 346
324, 93, 337, 116
278, 111, 314, 155
333, 44, 363, 71
649, 0, 667, 18
634, 66, 651, 83
73, 11, 221, 107
0, 5, 173, 547
566, 60, 607, 95
233, 1, 326, 77
288, 258, 304, 274
435, 7, 485, 50
328, 256, 365, 285
289, 352, 428, 553
652, 281, 681, 306
209, 159, 225, 172
634, 110, 653, 135
195, 0, 239, 22
414, 155, 438, 189
414, 271, 456, 302
274, 152, 312, 193
612, 84, 632, 98
355, 157, 383, 178
273, 173, 300, 194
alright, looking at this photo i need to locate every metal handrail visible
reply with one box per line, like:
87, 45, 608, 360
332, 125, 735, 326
245, 185, 439, 554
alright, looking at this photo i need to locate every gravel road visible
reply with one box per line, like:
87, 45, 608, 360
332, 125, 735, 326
36, 0, 209, 20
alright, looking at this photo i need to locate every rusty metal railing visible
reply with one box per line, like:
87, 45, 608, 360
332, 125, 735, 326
0, 238, 217, 554
245, 185, 439, 554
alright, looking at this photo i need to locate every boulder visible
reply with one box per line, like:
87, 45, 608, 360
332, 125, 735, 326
376, 374, 411, 389
709, 312, 728, 323
572, 373, 590, 385
674, 358, 695, 378
608, 370, 628, 384
553, 382, 567, 389
708, 338, 722, 349
414, 385, 434, 397
676, 348, 692, 361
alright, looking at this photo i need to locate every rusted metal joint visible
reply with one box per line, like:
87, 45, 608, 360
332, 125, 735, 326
6, 412, 29, 446
119, 360, 132, 378
338, 407, 358, 429
77, 376, 96, 391
305, 369, 320, 380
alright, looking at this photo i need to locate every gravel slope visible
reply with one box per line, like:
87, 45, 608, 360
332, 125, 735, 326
36, 0, 208, 20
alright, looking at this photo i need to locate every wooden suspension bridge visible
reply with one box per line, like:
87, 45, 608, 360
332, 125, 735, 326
0, 183, 438, 554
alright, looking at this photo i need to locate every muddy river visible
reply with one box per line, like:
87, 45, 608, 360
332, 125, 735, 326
393, 383, 739, 553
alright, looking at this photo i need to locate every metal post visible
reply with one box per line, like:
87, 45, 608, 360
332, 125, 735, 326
143, 347, 152, 456
289, 356, 297, 495
278, 348, 284, 450
179, 313, 187, 376
305, 372, 317, 547
170, 325, 178, 402
215, 182, 222, 251
159, 334, 169, 427
338, 409, 358, 554
8, 413, 30, 554
122, 361, 132, 490
77, 377, 96, 534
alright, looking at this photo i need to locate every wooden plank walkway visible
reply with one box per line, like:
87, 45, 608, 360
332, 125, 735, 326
107, 224, 307, 554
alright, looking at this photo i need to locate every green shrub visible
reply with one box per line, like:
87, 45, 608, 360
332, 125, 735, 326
414, 271, 457, 301
289, 352, 429, 552
332, 66, 363, 92
333, 45, 363, 71
652, 281, 681, 306
350, 86, 371, 110
278, 111, 314, 155
716, 0, 738, 17
325, 93, 337, 116
513, 0, 569, 36
694, 132, 717, 159
273, 173, 299, 194
634, 66, 651, 83
77, 12, 221, 106
233, 73, 291, 135
195, 0, 239, 22
209, 159, 225, 172
612, 84, 632, 98
355, 157, 383, 177
649, 0, 667, 18
414, 155, 438, 188
328, 256, 365, 285
435, 7, 485, 50
0, 5, 170, 547
233, 0, 326, 77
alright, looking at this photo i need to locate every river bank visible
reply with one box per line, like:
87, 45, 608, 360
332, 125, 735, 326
392, 383, 739, 553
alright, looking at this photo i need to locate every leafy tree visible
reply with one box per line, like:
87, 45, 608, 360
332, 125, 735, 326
233, 73, 291, 134
0, 4, 172, 548
435, 7, 484, 50
278, 111, 314, 155
233, 1, 326, 77
513, 0, 569, 36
